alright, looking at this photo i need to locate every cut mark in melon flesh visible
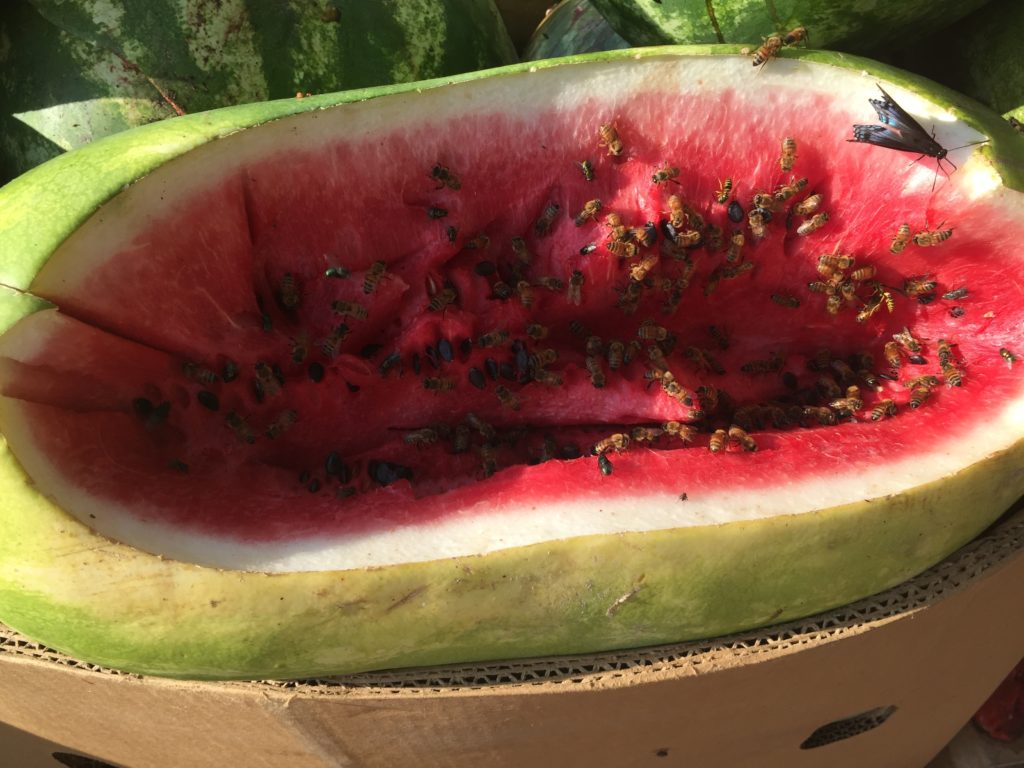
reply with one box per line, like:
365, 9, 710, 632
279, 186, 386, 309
2, 57, 1024, 573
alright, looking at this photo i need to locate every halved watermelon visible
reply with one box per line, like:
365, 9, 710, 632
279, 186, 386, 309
1, 47, 1024, 680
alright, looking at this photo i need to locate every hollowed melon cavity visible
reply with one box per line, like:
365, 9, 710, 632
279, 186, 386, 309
2, 56, 1024, 574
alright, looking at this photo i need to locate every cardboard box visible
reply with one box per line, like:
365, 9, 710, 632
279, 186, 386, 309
1, 507, 1022, 768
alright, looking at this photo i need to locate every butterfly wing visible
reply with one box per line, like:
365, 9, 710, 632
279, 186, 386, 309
848, 125, 921, 154
850, 86, 946, 158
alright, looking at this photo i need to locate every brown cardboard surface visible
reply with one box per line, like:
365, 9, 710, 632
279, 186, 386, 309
1, 510, 1022, 768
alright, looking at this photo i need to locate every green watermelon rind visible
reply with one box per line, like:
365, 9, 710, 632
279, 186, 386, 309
1, 46, 1023, 679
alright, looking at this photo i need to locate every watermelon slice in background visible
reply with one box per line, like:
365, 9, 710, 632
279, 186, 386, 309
587, 0, 993, 53
1, 47, 1024, 680
0, 0, 518, 184
975, 657, 1024, 742
523, 0, 630, 61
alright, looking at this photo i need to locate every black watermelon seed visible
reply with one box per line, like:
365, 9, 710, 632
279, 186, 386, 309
950, 306, 966, 317
197, 390, 220, 411
336, 486, 356, 499
360, 343, 383, 359
146, 401, 171, 426
379, 351, 402, 376
427, 206, 448, 219
346, 381, 360, 393
308, 362, 325, 382
253, 378, 265, 403
468, 367, 486, 390
168, 459, 189, 473
727, 200, 744, 223
909, 354, 927, 365
460, 337, 473, 359
222, 359, 239, 382
272, 364, 285, 385
411, 352, 422, 375
438, 338, 454, 363
325, 452, 341, 476
917, 293, 937, 305
782, 372, 799, 390
561, 443, 582, 460
446, 225, 458, 243
474, 260, 496, 276
299, 470, 311, 484
368, 460, 413, 487
424, 345, 440, 369
485, 358, 499, 380
499, 361, 515, 380
307, 479, 321, 493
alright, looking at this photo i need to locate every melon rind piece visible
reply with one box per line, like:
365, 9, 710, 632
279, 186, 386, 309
1, 47, 1024, 679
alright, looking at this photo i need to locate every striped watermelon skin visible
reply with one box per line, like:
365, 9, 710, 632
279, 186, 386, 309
0, 0, 517, 183
588, 0, 992, 51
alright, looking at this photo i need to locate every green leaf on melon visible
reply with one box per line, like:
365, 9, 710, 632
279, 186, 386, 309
1, 48, 1024, 680
0, 0, 517, 183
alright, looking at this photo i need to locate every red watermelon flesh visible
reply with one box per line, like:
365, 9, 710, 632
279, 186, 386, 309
2, 59, 1023, 573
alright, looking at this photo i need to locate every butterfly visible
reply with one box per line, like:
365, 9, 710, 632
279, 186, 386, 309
848, 84, 986, 187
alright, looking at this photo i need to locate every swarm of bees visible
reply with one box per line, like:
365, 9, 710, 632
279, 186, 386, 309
153, 95, 1007, 493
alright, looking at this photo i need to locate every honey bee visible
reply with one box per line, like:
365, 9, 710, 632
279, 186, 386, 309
908, 385, 932, 409
883, 340, 902, 370
714, 178, 734, 204
225, 411, 256, 444
849, 265, 877, 282
771, 293, 801, 308
913, 225, 953, 247
265, 409, 298, 439
751, 191, 777, 212
780, 137, 797, 171
477, 329, 509, 348
871, 399, 897, 421
936, 338, 956, 366
465, 411, 496, 440
631, 426, 663, 442
491, 280, 513, 299
510, 236, 533, 265
578, 159, 595, 181
532, 368, 563, 386
815, 376, 843, 399
652, 164, 680, 185
904, 374, 940, 389
752, 35, 783, 69
593, 433, 630, 455
431, 163, 461, 190
828, 392, 863, 417
575, 199, 603, 226
792, 193, 822, 216
516, 280, 535, 307
728, 425, 758, 451
818, 248, 855, 271
802, 406, 838, 426
686, 346, 724, 375
722, 261, 754, 280
1001, 347, 1018, 369
278, 272, 300, 309
480, 443, 498, 478
637, 320, 669, 341
631, 221, 659, 248
404, 428, 440, 446
535, 203, 561, 236
463, 233, 490, 250
673, 229, 703, 248
856, 295, 885, 323
452, 423, 471, 454
663, 421, 696, 443
890, 223, 912, 254
569, 319, 590, 338
573, 353, 603, 388
423, 376, 456, 392
826, 294, 842, 315
318, 323, 350, 358
363, 260, 387, 294
289, 335, 309, 364
708, 324, 730, 350
797, 212, 829, 236
741, 352, 784, 375
253, 361, 282, 401
903, 276, 938, 297
629, 252, 660, 282
697, 384, 720, 412
598, 123, 624, 156
607, 239, 639, 259
783, 26, 808, 46
604, 212, 629, 240
894, 327, 924, 355
526, 323, 549, 341
603, 340, 624, 370
646, 343, 669, 372
332, 300, 368, 320
748, 209, 768, 238
537, 276, 565, 292
709, 429, 729, 453
495, 384, 522, 411
183, 361, 219, 384
427, 286, 457, 312
566, 270, 584, 306
666, 195, 687, 229
830, 359, 856, 383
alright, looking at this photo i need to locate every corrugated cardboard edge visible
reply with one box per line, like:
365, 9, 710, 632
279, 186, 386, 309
3, 504, 1023, 695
